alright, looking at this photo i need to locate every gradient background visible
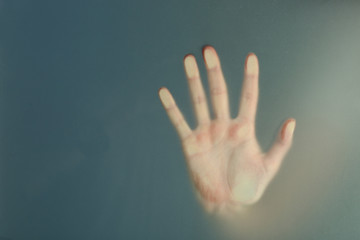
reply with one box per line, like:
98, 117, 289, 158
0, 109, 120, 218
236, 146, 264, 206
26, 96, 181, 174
0, 0, 360, 239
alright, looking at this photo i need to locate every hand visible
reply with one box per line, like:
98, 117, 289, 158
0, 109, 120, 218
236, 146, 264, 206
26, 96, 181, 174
158, 46, 296, 215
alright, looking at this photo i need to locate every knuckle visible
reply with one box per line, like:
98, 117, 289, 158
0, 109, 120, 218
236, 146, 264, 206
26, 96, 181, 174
243, 91, 253, 101
246, 74, 258, 80
165, 104, 177, 111
194, 95, 206, 104
208, 65, 221, 72
188, 75, 200, 82
211, 87, 226, 96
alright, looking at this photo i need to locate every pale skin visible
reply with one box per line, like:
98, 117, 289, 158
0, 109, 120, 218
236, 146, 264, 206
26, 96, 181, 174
158, 46, 296, 215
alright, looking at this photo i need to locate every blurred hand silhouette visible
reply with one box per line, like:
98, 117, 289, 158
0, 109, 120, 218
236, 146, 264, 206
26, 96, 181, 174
158, 46, 295, 215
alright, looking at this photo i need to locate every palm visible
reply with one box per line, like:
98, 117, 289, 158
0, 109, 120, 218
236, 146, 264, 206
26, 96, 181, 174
159, 46, 295, 214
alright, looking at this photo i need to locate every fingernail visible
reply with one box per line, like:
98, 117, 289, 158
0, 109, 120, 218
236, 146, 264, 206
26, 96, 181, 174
159, 88, 172, 108
204, 48, 217, 69
184, 56, 197, 78
285, 120, 296, 141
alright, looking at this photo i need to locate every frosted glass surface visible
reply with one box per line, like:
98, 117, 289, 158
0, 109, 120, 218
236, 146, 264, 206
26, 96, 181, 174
0, 1, 359, 239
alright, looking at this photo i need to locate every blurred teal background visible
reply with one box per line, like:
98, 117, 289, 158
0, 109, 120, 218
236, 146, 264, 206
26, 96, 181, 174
0, 0, 360, 239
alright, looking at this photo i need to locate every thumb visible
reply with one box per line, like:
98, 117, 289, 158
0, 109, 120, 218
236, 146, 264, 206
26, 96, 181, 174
264, 119, 296, 178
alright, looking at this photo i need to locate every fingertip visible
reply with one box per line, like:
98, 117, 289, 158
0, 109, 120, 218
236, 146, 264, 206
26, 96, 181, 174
203, 45, 218, 69
158, 87, 167, 95
286, 118, 296, 130
245, 52, 259, 72
158, 87, 169, 100
288, 119, 296, 134
158, 88, 173, 108
282, 118, 296, 142
246, 52, 256, 58
245, 52, 257, 62
202, 44, 215, 55
288, 117, 296, 121
183, 55, 198, 78
183, 53, 195, 62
